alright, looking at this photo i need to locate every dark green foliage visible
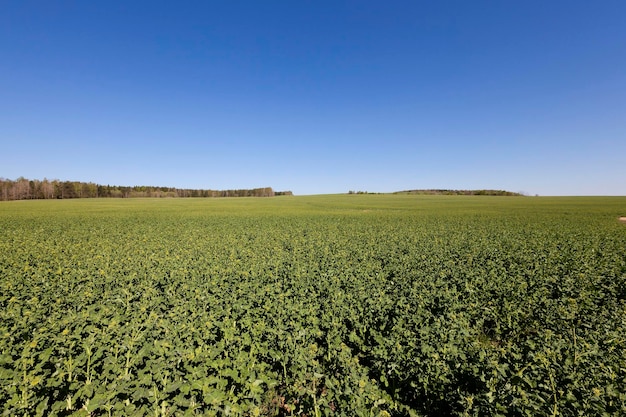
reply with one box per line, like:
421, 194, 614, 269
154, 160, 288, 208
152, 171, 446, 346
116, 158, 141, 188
394, 189, 523, 196
0, 177, 281, 200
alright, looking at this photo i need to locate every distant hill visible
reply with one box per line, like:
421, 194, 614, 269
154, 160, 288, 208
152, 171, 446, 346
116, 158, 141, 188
393, 189, 523, 196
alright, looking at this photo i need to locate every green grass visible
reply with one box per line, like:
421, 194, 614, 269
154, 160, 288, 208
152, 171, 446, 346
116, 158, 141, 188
3, 193, 624, 217
1, 195, 625, 416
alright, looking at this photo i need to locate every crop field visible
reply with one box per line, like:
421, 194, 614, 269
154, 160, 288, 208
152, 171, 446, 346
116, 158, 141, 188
1, 195, 625, 416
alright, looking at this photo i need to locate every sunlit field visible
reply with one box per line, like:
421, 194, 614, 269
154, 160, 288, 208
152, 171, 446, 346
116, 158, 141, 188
1, 195, 625, 416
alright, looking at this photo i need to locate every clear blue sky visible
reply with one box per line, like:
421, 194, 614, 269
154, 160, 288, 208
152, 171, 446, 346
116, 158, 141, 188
1, 1, 624, 195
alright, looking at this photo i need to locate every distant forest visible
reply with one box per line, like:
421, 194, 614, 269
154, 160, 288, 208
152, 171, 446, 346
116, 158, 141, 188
0, 177, 292, 201
393, 189, 523, 196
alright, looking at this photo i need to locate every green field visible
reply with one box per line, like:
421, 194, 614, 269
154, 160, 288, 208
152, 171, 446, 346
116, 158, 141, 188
1, 195, 625, 416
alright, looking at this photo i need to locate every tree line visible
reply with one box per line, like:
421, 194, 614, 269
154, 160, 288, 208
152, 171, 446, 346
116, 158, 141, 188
393, 189, 523, 196
0, 177, 292, 201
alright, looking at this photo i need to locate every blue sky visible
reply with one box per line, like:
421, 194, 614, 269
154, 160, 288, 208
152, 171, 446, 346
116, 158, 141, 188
1, 1, 624, 195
